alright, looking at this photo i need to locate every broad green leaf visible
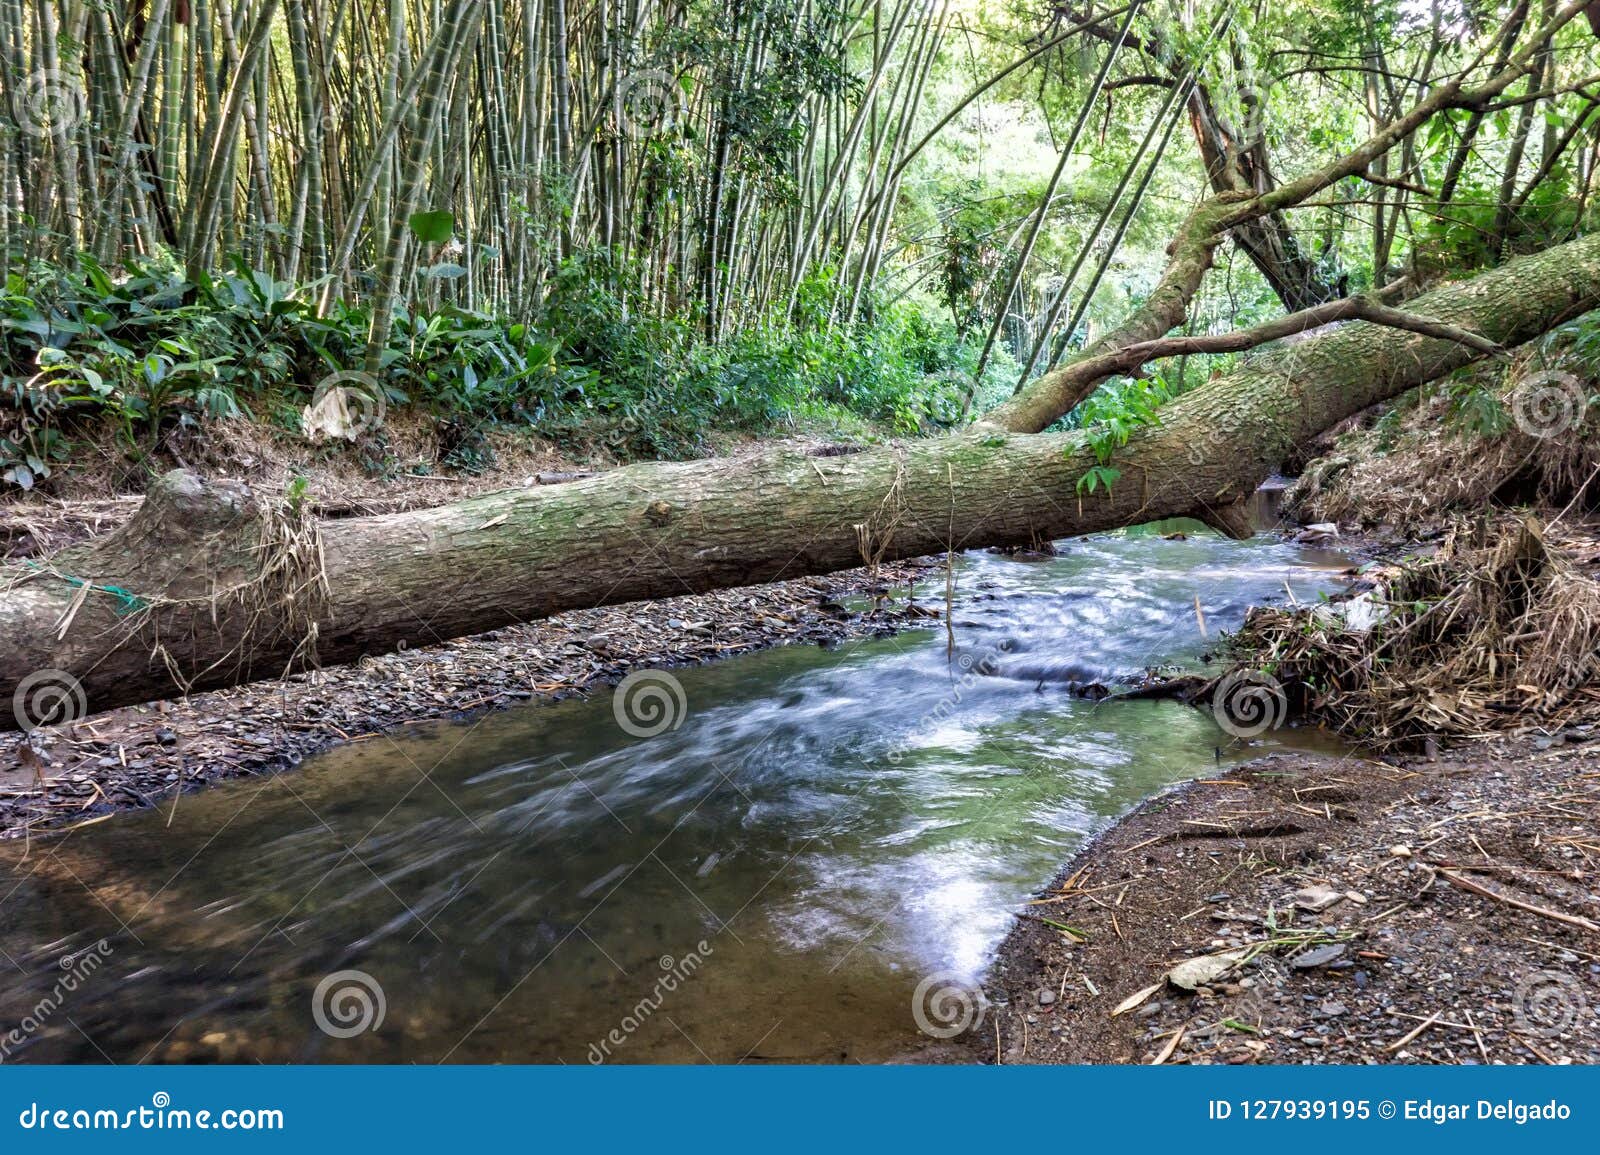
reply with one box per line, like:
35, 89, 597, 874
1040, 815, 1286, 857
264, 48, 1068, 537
408, 211, 455, 244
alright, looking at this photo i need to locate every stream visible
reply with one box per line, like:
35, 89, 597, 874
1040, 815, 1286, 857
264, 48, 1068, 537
0, 517, 1351, 1064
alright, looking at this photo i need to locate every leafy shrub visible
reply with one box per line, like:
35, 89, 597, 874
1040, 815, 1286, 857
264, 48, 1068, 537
1, 247, 1005, 489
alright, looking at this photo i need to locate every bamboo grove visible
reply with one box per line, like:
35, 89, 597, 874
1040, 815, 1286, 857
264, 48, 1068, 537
3, 1, 1600, 399
0, 0, 973, 351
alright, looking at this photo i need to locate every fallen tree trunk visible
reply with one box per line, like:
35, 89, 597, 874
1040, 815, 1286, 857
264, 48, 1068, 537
3, 231, 1599, 728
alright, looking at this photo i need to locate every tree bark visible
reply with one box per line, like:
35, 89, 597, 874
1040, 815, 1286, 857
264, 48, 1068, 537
981, 194, 1241, 432
1186, 87, 1343, 311
4, 232, 1599, 729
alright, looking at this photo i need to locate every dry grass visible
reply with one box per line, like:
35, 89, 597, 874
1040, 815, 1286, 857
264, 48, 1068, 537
1288, 380, 1600, 529
1224, 517, 1600, 748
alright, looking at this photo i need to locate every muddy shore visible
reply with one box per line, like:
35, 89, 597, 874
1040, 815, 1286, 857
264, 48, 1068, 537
966, 733, 1600, 1065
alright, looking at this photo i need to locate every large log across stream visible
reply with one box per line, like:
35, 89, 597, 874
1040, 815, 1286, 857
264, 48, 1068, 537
4, 232, 1600, 729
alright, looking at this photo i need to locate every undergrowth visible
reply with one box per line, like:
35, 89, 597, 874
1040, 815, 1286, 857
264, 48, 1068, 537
1221, 517, 1600, 748
1288, 311, 1600, 528
1, 250, 1016, 491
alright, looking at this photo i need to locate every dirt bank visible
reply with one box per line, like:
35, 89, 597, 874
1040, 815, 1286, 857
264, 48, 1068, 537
972, 733, 1600, 1064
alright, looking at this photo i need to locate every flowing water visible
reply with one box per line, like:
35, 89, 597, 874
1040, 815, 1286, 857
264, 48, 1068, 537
0, 519, 1351, 1064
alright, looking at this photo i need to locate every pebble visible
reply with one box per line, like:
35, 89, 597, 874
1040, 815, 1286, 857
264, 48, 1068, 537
1290, 943, 1347, 969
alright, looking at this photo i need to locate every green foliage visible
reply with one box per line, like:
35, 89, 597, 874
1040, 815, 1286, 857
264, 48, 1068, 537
408, 212, 456, 245
1547, 310, 1600, 376
1442, 378, 1510, 438
1066, 374, 1174, 494
1, 248, 992, 486
528, 257, 996, 454
1076, 464, 1122, 495
1415, 177, 1582, 275
0, 425, 69, 491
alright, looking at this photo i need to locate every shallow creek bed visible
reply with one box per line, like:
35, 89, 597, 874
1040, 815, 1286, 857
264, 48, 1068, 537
0, 558, 940, 840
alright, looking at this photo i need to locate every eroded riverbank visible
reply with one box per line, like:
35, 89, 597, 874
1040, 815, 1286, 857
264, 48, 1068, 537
968, 734, 1600, 1065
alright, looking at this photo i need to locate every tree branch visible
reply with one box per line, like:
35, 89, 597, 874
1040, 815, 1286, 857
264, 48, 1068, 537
1113, 296, 1503, 364
1081, 295, 1505, 377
